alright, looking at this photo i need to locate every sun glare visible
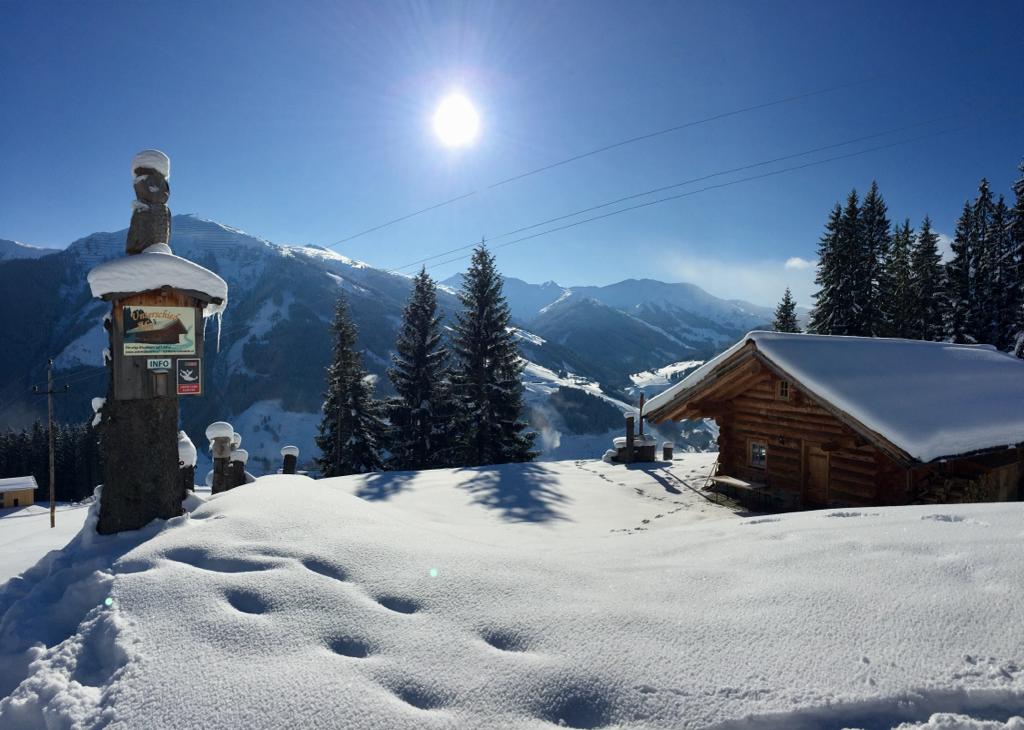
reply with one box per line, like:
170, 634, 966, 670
432, 92, 480, 148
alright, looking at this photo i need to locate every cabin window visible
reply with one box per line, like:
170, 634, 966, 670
777, 380, 790, 400
749, 441, 767, 469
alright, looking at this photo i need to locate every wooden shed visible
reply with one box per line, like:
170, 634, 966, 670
0, 476, 38, 509
644, 332, 1024, 509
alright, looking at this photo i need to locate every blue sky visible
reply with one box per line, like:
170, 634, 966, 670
1, 0, 1022, 306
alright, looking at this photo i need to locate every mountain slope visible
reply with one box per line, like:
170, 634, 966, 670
0, 239, 59, 261
0, 217, 725, 469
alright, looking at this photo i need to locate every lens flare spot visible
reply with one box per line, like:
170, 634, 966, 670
429, 568, 439, 578
104, 597, 114, 607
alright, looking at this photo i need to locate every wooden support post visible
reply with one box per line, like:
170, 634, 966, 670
663, 442, 674, 461
206, 421, 234, 495
281, 445, 299, 475
178, 431, 196, 493
624, 415, 635, 464
229, 449, 248, 489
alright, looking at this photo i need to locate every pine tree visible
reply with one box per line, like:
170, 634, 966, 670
879, 219, 915, 338
990, 196, 1015, 350
450, 244, 536, 466
387, 268, 455, 470
909, 215, 944, 340
809, 203, 844, 334
315, 294, 386, 476
857, 180, 891, 336
772, 288, 800, 332
1009, 161, 1024, 356
943, 202, 974, 343
969, 179, 998, 344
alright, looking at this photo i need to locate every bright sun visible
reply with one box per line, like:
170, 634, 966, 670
432, 92, 480, 148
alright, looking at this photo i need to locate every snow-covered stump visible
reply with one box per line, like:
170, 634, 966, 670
87, 150, 227, 533
281, 445, 299, 475
206, 422, 233, 495
178, 431, 197, 493
229, 449, 248, 490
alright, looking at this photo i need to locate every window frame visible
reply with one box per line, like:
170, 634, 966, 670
748, 440, 767, 470
776, 379, 790, 400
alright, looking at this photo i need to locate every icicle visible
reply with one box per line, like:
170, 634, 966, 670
216, 311, 223, 353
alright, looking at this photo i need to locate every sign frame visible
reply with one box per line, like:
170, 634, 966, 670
121, 305, 197, 357
176, 358, 202, 396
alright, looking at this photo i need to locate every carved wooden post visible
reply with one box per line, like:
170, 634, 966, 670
229, 449, 248, 489
178, 430, 197, 492
206, 421, 233, 495
624, 415, 635, 464
88, 150, 226, 534
281, 445, 299, 475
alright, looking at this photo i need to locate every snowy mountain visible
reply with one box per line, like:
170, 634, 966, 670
0, 238, 58, 261
444, 274, 775, 361
0, 216, 724, 470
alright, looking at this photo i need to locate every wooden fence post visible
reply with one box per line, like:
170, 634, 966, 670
624, 415, 635, 464
281, 445, 299, 475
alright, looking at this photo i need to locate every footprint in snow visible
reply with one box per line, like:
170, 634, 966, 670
327, 635, 372, 658
301, 557, 349, 582
376, 595, 421, 614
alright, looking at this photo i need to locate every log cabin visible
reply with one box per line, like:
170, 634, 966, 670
644, 332, 1024, 509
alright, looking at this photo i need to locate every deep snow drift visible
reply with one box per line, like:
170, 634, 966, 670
1, 456, 1023, 729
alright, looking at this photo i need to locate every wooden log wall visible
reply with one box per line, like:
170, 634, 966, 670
711, 375, 904, 507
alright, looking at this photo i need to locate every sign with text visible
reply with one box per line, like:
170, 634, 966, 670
176, 358, 202, 396
146, 357, 172, 371
122, 306, 196, 356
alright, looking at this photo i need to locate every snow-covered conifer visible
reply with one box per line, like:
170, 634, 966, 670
772, 288, 800, 333
880, 219, 915, 338
943, 202, 974, 343
387, 268, 456, 470
450, 244, 536, 466
809, 203, 844, 334
1009, 161, 1024, 356
857, 180, 891, 336
315, 294, 386, 476
909, 215, 944, 341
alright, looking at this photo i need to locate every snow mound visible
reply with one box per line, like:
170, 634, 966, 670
2, 457, 1023, 728
87, 247, 228, 318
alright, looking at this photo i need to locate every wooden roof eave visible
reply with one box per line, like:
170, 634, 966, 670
100, 285, 221, 305
645, 343, 759, 424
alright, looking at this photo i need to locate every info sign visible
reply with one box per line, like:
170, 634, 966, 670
122, 306, 197, 356
176, 358, 202, 396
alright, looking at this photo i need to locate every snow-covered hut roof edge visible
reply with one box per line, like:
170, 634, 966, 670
87, 244, 228, 317
0, 475, 39, 494
644, 331, 1024, 463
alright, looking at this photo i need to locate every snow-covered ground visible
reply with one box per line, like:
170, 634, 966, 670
0, 503, 91, 584
2, 455, 1023, 729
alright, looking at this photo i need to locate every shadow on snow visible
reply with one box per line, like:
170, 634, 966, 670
457, 463, 570, 523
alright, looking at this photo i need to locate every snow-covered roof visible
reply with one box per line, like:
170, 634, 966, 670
0, 476, 38, 494
645, 331, 1024, 463
87, 244, 228, 317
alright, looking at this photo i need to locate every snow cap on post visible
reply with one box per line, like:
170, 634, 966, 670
205, 421, 234, 442
177, 431, 197, 468
230, 449, 249, 465
132, 149, 170, 179
280, 445, 299, 457
231, 432, 242, 449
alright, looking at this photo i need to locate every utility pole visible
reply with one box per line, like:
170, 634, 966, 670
32, 359, 70, 529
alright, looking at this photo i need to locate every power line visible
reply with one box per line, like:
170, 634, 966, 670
389, 112, 960, 273
324, 79, 868, 250
420, 114, 1019, 273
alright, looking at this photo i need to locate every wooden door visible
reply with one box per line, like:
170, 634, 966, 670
803, 443, 829, 508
